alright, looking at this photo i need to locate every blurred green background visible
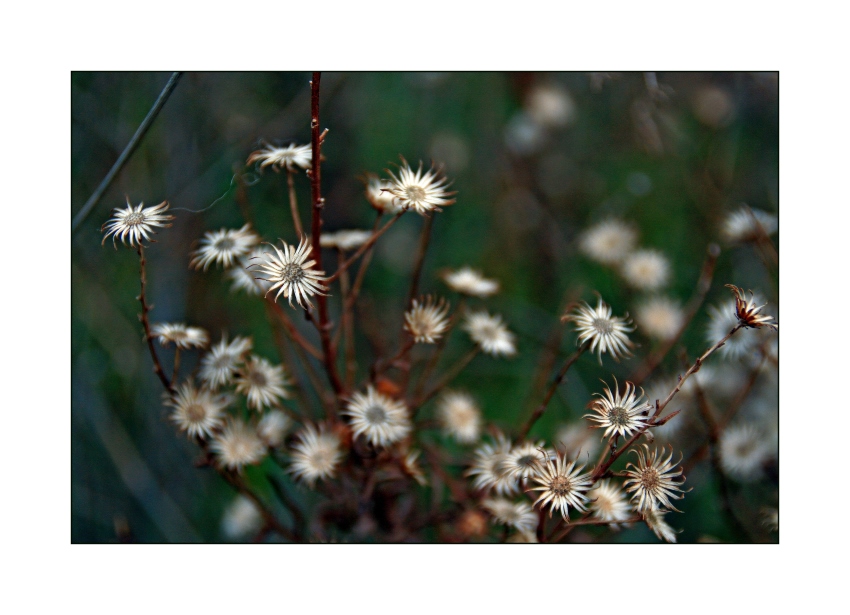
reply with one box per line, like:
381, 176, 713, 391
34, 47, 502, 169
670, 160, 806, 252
71, 72, 778, 543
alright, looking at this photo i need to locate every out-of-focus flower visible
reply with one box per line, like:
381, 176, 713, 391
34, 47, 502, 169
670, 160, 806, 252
501, 441, 552, 481
404, 296, 451, 344
385, 158, 456, 215
365, 175, 405, 214
623, 444, 686, 512
151, 323, 209, 350
727, 285, 778, 331
247, 142, 312, 171
563, 297, 634, 363
635, 296, 685, 341
643, 508, 678, 543
234, 356, 291, 410
692, 86, 735, 128
190, 224, 259, 271
401, 450, 428, 486
621, 249, 671, 291
579, 219, 637, 266
221, 495, 263, 540
528, 451, 592, 521
719, 424, 772, 482
525, 83, 576, 128
167, 381, 228, 439
320, 229, 373, 252
761, 507, 779, 532
257, 410, 292, 448
585, 379, 651, 440
199, 334, 252, 389
210, 419, 266, 472
436, 391, 482, 444
252, 237, 328, 310
722, 206, 778, 243
555, 423, 601, 462
101, 199, 174, 248
463, 311, 517, 357
442, 267, 499, 297
289, 424, 343, 487
588, 480, 632, 527
344, 386, 411, 447
466, 433, 519, 496
482, 498, 538, 533
227, 248, 273, 296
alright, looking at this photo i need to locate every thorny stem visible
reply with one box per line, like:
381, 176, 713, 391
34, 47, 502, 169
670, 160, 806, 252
325, 213, 404, 284
137, 245, 174, 394
414, 347, 480, 411
286, 169, 304, 238
518, 344, 588, 441
308, 72, 344, 398
629, 243, 720, 386
590, 324, 744, 483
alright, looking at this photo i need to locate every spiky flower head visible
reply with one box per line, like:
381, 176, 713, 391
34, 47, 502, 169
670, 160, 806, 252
364, 174, 405, 214
579, 219, 637, 266
635, 296, 684, 341
441, 267, 499, 297
726, 285, 778, 331
587, 480, 632, 526
210, 419, 266, 472
501, 441, 552, 481
234, 356, 291, 410
621, 249, 671, 291
101, 198, 174, 248
166, 381, 229, 439
252, 237, 328, 310
463, 311, 517, 357
247, 142, 312, 171
643, 508, 678, 543
722, 206, 778, 243
257, 410, 292, 448
344, 386, 411, 447
465, 433, 519, 496
404, 296, 451, 344
436, 390, 482, 444
151, 323, 209, 350
706, 300, 763, 359
385, 157, 456, 215
623, 444, 686, 512
482, 498, 538, 533
527, 451, 593, 521
719, 424, 772, 482
289, 423, 343, 486
190, 224, 259, 271
199, 334, 253, 389
563, 297, 634, 363
585, 379, 651, 440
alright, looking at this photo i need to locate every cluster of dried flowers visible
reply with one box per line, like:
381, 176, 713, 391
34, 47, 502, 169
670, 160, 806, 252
99, 81, 778, 544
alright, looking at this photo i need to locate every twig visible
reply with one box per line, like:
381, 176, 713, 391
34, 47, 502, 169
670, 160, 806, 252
171, 348, 181, 385
325, 213, 404, 284
72, 72, 182, 233
518, 344, 588, 440
414, 347, 480, 410
412, 298, 466, 399
405, 214, 435, 310
137, 245, 174, 394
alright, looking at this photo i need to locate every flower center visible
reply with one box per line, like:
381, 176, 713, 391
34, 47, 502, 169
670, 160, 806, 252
125, 212, 145, 226
213, 354, 234, 370
249, 370, 268, 387
365, 405, 388, 424
185, 403, 207, 422
608, 405, 630, 427
281, 262, 305, 283
641, 467, 660, 491
517, 454, 538, 469
592, 317, 613, 334
215, 237, 235, 251
404, 185, 427, 202
550, 476, 573, 497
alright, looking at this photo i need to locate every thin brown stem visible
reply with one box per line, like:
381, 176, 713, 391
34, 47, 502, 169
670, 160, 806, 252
412, 298, 465, 399
518, 344, 588, 441
371, 338, 415, 381
414, 347, 480, 412
325, 213, 403, 284
405, 214, 435, 310
286, 169, 304, 238
137, 245, 174, 394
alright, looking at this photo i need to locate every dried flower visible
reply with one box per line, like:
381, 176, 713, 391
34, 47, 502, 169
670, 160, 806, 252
635, 296, 684, 341
252, 237, 328, 310
579, 219, 637, 266
210, 419, 266, 471
761, 507, 779, 532
528, 451, 592, 521
623, 444, 686, 512
199, 334, 252, 389
289, 424, 343, 487
101, 198, 174, 248
563, 297, 634, 363
344, 386, 411, 447
221, 495, 263, 540
585, 379, 651, 440
190, 224, 259, 271
482, 498, 538, 533
385, 158, 456, 215
463, 311, 517, 357
726, 285, 778, 330
526, 83, 576, 128
365, 175, 404, 214
643, 508, 678, 543
621, 249, 671, 290
466, 434, 519, 496
588, 480, 632, 526
436, 391, 482, 444
320, 229, 373, 251
234, 356, 291, 410
401, 450, 428, 486
441, 266, 499, 297
719, 424, 772, 482
247, 142, 311, 171
167, 381, 228, 439
151, 323, 209, 349
257, 410, 292, 448
706, 300, 762, 359
501, 442, 551, 481
722, 206, 778, 243
404, 296, 451, 344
